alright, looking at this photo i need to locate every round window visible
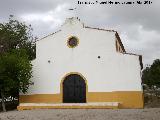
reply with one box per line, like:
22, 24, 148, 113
67, 36, 79, 48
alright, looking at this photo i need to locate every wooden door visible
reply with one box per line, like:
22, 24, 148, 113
63, 74, 86, 103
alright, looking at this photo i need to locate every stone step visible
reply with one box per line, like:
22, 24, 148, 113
17, 102, 120, 110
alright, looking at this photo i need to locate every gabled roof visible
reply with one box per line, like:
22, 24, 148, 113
37, 25, 126, 53
36, 30, 62, 42
35, 17, 143, 69
84, 26, 126, 53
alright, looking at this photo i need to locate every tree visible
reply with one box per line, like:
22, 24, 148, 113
0, 15, 35, 111
0, 15, 36, 60
142, 59, 160, 106
142, 59, 160, 88
0, 50, 33, 112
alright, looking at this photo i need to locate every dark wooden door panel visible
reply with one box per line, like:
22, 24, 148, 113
63, 74, 86, 103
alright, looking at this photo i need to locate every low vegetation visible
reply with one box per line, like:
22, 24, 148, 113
142, 59, 160, 107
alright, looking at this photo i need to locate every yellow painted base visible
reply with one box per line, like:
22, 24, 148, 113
19, 91, 144, 109
19, 94, 61, 103
87, 91, 144, 108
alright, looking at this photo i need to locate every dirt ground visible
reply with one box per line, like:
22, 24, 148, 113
0, 108, 160, 120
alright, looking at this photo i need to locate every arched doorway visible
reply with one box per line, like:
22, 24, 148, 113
63, 74, 86, 103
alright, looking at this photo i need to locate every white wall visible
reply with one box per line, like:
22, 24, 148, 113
23, 18, 142, 95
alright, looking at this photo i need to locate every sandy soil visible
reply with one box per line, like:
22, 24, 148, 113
0, 108, 160, 120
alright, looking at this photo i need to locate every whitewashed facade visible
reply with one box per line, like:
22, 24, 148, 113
18, 17, 144, 109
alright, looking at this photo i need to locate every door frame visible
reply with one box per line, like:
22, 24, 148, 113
60, 72, 88, 103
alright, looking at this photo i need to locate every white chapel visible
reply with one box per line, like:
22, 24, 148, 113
18, 17, 143, 110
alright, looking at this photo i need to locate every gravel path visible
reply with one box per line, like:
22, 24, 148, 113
0, 108, 160, 120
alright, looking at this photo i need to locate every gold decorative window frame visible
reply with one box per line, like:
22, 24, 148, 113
67, 36, 79, 48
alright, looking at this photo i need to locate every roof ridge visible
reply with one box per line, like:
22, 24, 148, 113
36, 30, 61, 42
84, 26, 117, 32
